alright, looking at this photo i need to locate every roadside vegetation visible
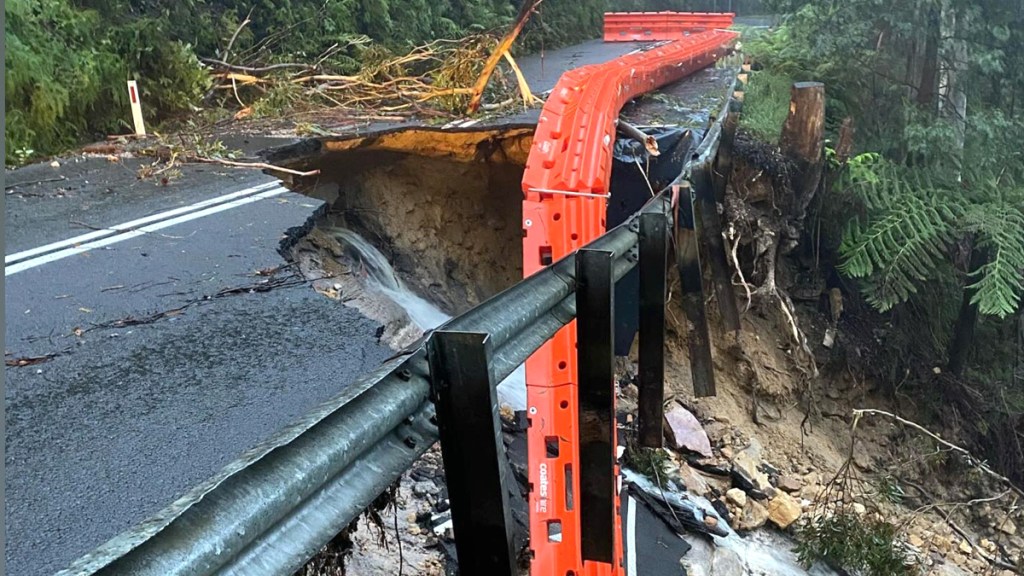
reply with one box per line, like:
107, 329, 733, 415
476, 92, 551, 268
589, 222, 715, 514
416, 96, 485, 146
5, 0, 768, 165
736, 1, 1023, 572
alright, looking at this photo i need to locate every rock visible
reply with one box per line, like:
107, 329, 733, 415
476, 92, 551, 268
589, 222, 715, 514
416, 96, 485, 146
710, 547, 745, 576
852, 502, 867, 516
767, 492, 802, 529
996, 517, 1017, 536
979, 538, 997, 553
677, 463, 712, 497
958, 540, 972, 555
50, 160, 60, 168
852, 449, 874, 472
908, 534, 925, 548
799, 484, 822, 501
664, 406, 713, 457
413, 481, 440, 497
720, 446, 735, 460
726, 488, 748, 508
776, 475, 803, 492
735, 499, 769, 531
732, 446, 772, 494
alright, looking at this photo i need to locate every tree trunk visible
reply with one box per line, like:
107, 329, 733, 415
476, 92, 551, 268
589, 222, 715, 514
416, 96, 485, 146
947, 242, 988, 377
917, 7, 940, 109
938, 2, 968, 171
779, 81, 825, 225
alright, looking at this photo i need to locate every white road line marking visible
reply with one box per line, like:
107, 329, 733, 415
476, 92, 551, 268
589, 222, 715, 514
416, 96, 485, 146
4, 181, 281, 265
5, 187, 288, 276
626, 495, 638, 576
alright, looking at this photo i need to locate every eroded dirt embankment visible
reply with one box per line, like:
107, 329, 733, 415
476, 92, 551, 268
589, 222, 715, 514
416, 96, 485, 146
269, 127, 533, 315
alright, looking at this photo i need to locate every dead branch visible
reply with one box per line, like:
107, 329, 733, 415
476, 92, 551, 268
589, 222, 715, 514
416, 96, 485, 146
466, 0, 545, 114
219, 7, 253, 64
616, 119, 660, 156
204, 59, 315, 74
193, 157, 319, 177
501, 51, 538, 107
853, 408, 1024, 501
5, 176, 67, 190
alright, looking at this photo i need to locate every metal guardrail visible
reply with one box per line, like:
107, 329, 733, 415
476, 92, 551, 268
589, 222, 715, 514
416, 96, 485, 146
58, 196, 675, 576
60, 58, 743, 576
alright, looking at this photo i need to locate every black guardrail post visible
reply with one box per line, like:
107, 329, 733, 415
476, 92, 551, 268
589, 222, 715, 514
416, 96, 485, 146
427, 331, 517, 576
638, 212, 668, 448
692, 164, 742, 333
674, 182, 718, 397
575, 249, 616, 564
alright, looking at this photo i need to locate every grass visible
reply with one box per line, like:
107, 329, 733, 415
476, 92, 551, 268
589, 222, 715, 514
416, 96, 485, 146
739, 70, 794, 143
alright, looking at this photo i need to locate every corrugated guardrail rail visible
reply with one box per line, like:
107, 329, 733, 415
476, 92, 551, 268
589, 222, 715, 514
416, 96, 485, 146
59, 12, 740, 576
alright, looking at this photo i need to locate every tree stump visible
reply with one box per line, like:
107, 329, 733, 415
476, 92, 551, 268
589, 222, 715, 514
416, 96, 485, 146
780, 81, 825, 224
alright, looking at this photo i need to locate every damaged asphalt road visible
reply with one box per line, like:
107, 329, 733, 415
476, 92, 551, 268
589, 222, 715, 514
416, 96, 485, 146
4, 163, 393, 576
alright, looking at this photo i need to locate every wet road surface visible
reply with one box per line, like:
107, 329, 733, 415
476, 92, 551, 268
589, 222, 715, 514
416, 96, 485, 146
4, 178, 394, 576
4, 38, 735, 576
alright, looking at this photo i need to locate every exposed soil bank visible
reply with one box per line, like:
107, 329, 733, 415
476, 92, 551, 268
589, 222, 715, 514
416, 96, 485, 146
270, 127, 534, 314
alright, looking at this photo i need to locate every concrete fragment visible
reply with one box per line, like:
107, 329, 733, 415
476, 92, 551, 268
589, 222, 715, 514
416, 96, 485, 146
664, 405, 713, 457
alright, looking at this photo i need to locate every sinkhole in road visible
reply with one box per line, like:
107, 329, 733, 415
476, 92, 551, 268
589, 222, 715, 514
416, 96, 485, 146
274, 126, 535, 407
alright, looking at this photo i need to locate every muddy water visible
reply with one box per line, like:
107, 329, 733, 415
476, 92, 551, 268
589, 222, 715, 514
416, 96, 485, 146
327, 226, 528, 410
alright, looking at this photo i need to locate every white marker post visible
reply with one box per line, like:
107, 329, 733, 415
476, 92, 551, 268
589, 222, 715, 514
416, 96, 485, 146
127, 80, 147, 136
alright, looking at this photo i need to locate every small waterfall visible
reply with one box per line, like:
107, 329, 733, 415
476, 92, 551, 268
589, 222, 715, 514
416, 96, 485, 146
329, 227, 527, 410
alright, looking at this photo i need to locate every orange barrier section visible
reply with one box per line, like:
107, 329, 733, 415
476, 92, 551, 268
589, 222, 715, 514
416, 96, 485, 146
604, 11, 735, 41
521, 28, 738, 576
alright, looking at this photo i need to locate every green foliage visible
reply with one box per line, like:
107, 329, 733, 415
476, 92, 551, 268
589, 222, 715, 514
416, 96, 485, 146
4, 0, 210, 164
795, 512, 916, 576
622, 442, 670, 479
836, 156, 1024, 319
738, 70, 793, 142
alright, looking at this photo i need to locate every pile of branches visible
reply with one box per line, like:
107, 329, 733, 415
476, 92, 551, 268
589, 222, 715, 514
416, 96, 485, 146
201, 3, 544, 120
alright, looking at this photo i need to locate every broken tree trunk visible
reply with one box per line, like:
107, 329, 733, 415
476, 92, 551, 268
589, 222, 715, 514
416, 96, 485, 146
780, 81, 825, 225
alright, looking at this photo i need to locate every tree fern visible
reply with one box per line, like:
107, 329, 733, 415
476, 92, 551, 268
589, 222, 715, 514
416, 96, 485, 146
838, 157, 1024, 319
960, 195, 1024, 318
838, 161, 962, 311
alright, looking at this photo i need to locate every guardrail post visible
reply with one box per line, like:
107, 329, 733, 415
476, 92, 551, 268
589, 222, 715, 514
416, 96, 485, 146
427, 331, 517, 576
674, 183, 718, 397
575, 249, 617, 564
638, 212, 668, 448
693, 165, 742, 334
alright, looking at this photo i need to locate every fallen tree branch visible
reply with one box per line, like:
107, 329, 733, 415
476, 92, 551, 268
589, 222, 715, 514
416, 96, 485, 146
616, 119, 660, 156
193, 157, 320, 177
219, 7, 253, 64
5, 176, 67, 190
466, 0, 545, 114
203, 59, 315, 74
853, 408, 1024, 501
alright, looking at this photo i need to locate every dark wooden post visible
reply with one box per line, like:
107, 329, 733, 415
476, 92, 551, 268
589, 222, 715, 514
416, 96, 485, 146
780, 81, 826, 223
674, 183, 717, 397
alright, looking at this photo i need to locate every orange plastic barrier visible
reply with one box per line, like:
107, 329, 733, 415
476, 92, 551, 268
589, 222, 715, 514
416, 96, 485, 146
521, 28, 738, 576
604, 11, 735, 41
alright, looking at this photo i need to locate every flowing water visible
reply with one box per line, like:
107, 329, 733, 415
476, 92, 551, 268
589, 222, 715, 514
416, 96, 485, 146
330, 227, 841, 575
328, 227, 528, 410
623, 468, 838, 575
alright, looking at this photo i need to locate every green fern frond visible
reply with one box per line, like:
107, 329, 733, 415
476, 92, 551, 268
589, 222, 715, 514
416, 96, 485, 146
838, 169, 961, 312
966, 204, 1024, 318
